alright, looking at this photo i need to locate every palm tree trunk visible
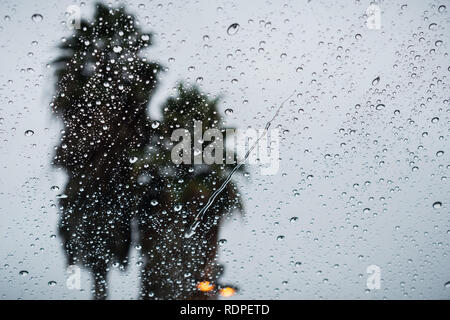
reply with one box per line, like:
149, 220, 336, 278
92, 264, 108, 300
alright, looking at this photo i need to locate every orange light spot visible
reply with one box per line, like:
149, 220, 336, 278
219, 287, 235, 297
197, 281, 214, 292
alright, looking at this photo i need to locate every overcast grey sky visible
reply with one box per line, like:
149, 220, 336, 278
0, 0, 449, 299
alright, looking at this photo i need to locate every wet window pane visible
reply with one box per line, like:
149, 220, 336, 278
0, 0, 449, 299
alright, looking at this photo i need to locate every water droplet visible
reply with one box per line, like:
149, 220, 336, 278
113, 46, 122, 53
50, 185, 60, 191
375, 104, 385, 110
31, 14, 43, 22
438, 5, 446, 13
429, 23, 437, 30
431, 117, 439, 123
289, 217, 298, 223
19, 270, 28, 276
174, 204, 182, 212
372, 76, 380, 86
150, 199, 159, 206
277, 235, 285, 241
224, 108, 233, 115
129, 156, 138, 164
436, 150, 444, 157
48, 281, 57, 286
445, 281, 450, 288
218, 239, 227, 245
227, 23, 240, 35
24, 130, 34, 136
432, 201, 442, 209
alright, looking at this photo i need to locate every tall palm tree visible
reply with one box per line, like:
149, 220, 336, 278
51, 3, 162, 299
133, 84, 243, 299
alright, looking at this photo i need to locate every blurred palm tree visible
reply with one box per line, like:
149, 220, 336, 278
51, 2, 243, 300
133, 84, 243, 299
51, 3, 162, 299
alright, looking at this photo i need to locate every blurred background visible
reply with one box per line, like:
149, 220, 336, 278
0, 0, 449, 299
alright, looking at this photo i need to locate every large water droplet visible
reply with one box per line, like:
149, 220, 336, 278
151, 121, 160, 129
31, 14, 43, 22
227, 23, 240, 35
432, 201, 442, 209
224, 108, 233, 115
372, 76, 380, 86
129, 156, 138, 164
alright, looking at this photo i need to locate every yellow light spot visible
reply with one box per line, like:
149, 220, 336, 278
219, 287, 235, 297
197, 281, 214, 292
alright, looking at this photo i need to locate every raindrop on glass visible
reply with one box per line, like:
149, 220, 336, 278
432, 201, 442, 209
224, 108, 233, 115
31, 14, 43, 22
429, 23, 437, 30
129, 156, 138, 164
227, 23, 240, 35
151, 121, 160, 129
372, 76, 380, 86
375, 104, 385, 110
289, 217, 298, 223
